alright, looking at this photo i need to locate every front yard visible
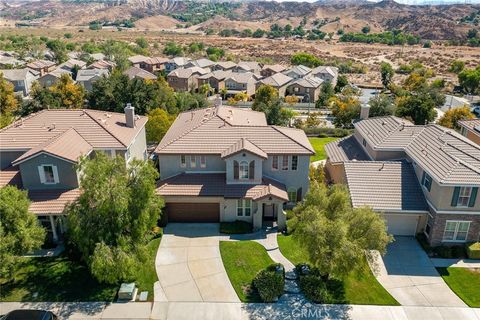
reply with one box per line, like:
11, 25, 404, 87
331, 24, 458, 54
277, 234, 399, 306
0, 237, 161, 302
437, 267, 480, 307
219, 241, 274, 302
308, 137, 338, 162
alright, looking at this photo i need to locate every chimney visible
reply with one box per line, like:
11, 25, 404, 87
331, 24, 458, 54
360, 104, 370, 120
124, 103, 135, 128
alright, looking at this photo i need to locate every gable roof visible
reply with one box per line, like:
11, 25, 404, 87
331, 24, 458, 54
215, 61, 237, 70
0, 68, 35, 81
39, 68, 71, 80
237, 61, 260, 72
198, 70, 232, 81
459, 119, 480, 138
311, 66, 338, 77
128, 55, 149, 64
29, 188, 81, 215
324, 135, 370, 163
87, 60, 115, 70
187, 58, 215, 68
289, 76, 323, 89
284, 65, 311, 77
168, 67, 209, 79
58, 59, 86, 71
76, 68, 109, 82
221, 138, 268, 159
27, 59, 55, 69
146, 57, 169, 65
259, 73, 292, 87
169, 57, 191, 66
262, 64, 286, 73
225, 72, 256, 84
123, 66, 157, 80
155, 105, 314, 155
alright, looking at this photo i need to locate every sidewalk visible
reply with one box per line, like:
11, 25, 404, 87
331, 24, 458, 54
431, 258, 480, 268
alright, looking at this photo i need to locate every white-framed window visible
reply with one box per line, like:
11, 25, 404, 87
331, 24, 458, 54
294, 87, 299, 92
457, 187, 472, 207
180, 155, 186, 168
237, 199, 252, 217
443, 221, 470, 242
38, 165, 59, 184
272, 156, 279, 170
200, 155, 206, 168
282, 156, 289, 170
287, 188, 297, 203
291, 156, 298, 171
190, 155, 196, 168
239, 161, 249, 180
422, 172, 432, 192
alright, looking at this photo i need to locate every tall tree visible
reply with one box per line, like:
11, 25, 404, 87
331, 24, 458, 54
252, 85, 291, 126
293, 182, 392, 279
30, 74, 85, 110
146, 108, 174, 143
380, 62, 394, 90
66, 154, 164, 284
0, 186, 45, 276
329, 94, 361, 128
316, 81, 335, 108
46, 39, 68, 63
368, 94, 395, 117
438, 106, 475, 130
458, 66, 480, 95
0, 72, 19, 128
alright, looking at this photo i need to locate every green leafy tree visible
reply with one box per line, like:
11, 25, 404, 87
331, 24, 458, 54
46, 39, 68, 63
316, 81, 334, 108
329, 94, 361, 128
0, 186, 45, 276
31, 74, 85, 109
252, 85, 291, 126
252, 29, 265, 38
290, 52, 322, 68
449, 60, 465, 74
438, 106, 475, 130
175, 92, 208, 112
368, 94, 395, 117
334, 75, 348, 93
293, 182, 392, 279
66, 153, 164, 284
146, 108, 174, 143
458, 66, 480, 94
0, 72, 19, 128
361, 26, 371, 34
380, 62, 394, 90
135, 37, 149, 49
163, 42, 183, 56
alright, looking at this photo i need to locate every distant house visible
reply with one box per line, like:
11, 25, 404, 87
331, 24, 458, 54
58, 59, 87, 72
185, 58, 215, 70
123, 66, 157, 81
143, 57, 169, 73
128, 55, 150, 68
0, 68, 38, 96
87, 60, 116, 71
234, 61, 261, 74
197, 70, 232, 93
26, 59, 56, 76
459, 119, 480, 145
257, 73, 293, 98
260, 64, 286, 78
283, 65, 311, 80
165, 57, 192, 73
167, 67, 209, 92
224, 72, 257, 97
212, 61, 237, 72
286, 77, 324, 103
37, 68, 72, 88
76, 69, 109, 92
90, 53, 106, 61
0, 54, 24, 69
310, 66, 338, 87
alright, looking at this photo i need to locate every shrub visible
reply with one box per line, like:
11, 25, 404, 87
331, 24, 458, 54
299, 273, 332, 303
467, 242, 480, 259
451, 245, 466, 258
253, 267, 284, 302
219, 220, 253, 234
434, 246, 452, 258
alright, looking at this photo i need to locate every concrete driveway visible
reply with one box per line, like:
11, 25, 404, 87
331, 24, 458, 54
373, 237, 467, 307
155, 223, 239, 303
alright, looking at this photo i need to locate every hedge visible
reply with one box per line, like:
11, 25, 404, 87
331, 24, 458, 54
304, 127, 353, 138
467, 242, 480, 259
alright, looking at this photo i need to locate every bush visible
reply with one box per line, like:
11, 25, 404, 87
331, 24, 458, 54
433, 245, 466, 259
467, 242, 480, 259
299, 273, 332, 303
253, 267, 284, 302
220, 220, 253, 234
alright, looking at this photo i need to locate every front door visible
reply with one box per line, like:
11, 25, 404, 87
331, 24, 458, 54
263, 204, 275, 221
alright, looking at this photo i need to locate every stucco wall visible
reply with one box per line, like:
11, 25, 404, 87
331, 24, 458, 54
19, 154, 79, 190
263, 155, 310, 200
325, 160, 346, 184
159, 154, 226, 180
225, 152, 263, 184
127, 127, 147, 161
1, 151, 25, 169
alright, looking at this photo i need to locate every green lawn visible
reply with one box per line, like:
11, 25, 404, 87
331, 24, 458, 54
308, 137, 338, 162
0, 237, 161, 302
437, 267, 480, 307
277, 234, 399, 306
219, 241, 274, 302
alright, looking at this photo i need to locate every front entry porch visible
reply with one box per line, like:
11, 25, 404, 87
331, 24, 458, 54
253, 198, 286, 232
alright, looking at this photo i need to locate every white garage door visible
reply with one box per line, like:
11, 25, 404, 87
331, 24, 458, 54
384, 214, 419, 236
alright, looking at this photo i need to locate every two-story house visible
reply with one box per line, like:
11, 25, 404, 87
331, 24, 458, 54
324, 108, 480, 245
0, 106, 148, 243
286, 77, 324, 103
283, 65, 311, 80
310, 66, 339, 87
167, 67, 209, 92
224, 72, 257, 97
459, 119, 480, 145
155, 103, 314, 230
197, 70, 232, 93
165, 57, 192, 74
26, 59, 56, 77
257, 73, 293, 98
0, 68, 38, 96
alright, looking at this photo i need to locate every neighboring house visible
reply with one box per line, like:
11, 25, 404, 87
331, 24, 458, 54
224, 72, 257, 97
167, 67, 209, 92
76, 68, 109, 92
37, 68, 72, 88
143, 57, 169, 73
257, 73, 293, 98
128, 55, 150, 68
286, 77, 323, 102
310, 66, 339, 87
0, 55, 24, 68
90, 53, 106, 61
87, 60, 116, 71
260, 64, 286, 78
165, 57, 191, 73
234, 61, 261, 74
155, 104, 314, 230
324, 109, 480, 246
57, 59, 87, 72
283, 65, 311, 79
26, 59, 56, 76
197, 70, 232, 93
0, 107, 148, 242
123, 66, 157, 81
213, 61, 237, 72
185, 58, 215, 70
459, 119, 480, 145
439, 95, 471, 113
0, 68, 38, 96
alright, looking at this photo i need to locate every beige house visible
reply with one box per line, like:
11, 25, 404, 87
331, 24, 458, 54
257, 73, 293, 98
325, 110, 480, 246
123, 66, 157, 81
167, 67, 209, 92
286, 77, 323, 103
260, 64, 286, 78
224, 72, 257, 97
37, 68, 72, 88
197, 70, 232, 93
311, 66, 339, 87
185, 58, 215, 70
282, 65, 311, 80
213, 61, 237, 72
27, 59, 56, 76
234, 61, 261, 74
128, 55, 168, 73
87, 60, 116, 71
459, 119, 480, 145
76, 68, 109, 92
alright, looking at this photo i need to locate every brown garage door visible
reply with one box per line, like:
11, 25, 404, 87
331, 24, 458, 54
166, 203, 220, 222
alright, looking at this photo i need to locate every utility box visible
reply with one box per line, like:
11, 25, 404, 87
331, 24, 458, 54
118, 282, 136, 301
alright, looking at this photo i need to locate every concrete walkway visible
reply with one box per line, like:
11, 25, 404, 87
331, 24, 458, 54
431, 258, 480, 268
372, 236, 467, 307
155, 223, 239, 303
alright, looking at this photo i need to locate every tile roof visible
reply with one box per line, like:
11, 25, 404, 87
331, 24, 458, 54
0, 109, 147, 150
262, 64, 286, 73
168, 67, 208, 78
128, 55, 149, 64
225, 72, 256, 84
324, 135, 370, 163
87, 60, 115, 70
123, 66, 157, 80
169, 57, 191, 66
58, 59, 86, 70
284, 65, 311, 77
459, 119, 480, 136
156, 173, 289, 201
39, 68, 71, 80
155, 106, 314, 155
198, 70, 232, 81
215, 61, 237, 69
0, 68, 34, 81
0, 166, 22, 188
237, 61, 260, 71
221, 138, 268, 159
12, 128, 93, 165
188, 58, 215, 68
311, 66, 338, 77
27, 59, 56, 69
289, 76, 323, 89
259, 73, 292, 87
146, 57, 169, 65
28, 188, 80, 215
76, 68, 109, 81
344, 161, 428, 212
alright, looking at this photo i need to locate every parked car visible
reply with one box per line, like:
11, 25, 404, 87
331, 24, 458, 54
0, 310, 57, 320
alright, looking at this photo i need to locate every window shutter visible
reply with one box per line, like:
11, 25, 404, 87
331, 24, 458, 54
469, 187, 478, 208
421, 172, 425, 185
296, 187, 302, 202
52, 166, 59, 184
451, 187, 460, 207
249, 161, 255, 179
233, 161, 239, 179
38, 166, 45, 184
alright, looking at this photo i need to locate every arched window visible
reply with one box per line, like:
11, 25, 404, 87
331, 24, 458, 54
239, 161, 249, 180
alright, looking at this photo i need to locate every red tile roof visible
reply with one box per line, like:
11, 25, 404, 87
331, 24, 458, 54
28, 188, 80, 215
